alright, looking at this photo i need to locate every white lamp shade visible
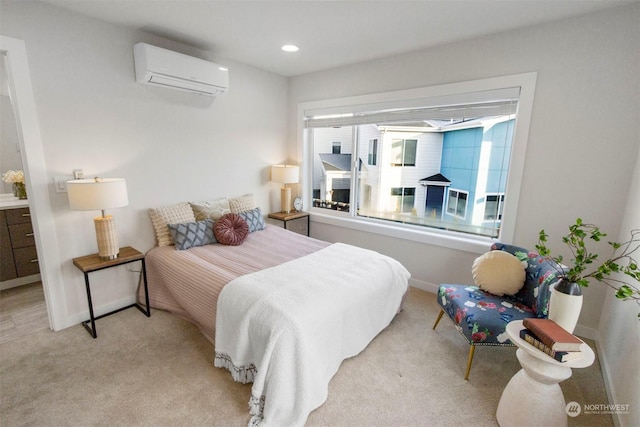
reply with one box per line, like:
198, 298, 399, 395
271, 165, 299, 184
67, 178, 129, 211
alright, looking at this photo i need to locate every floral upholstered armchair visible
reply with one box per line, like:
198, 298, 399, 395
432, 243, 563, 380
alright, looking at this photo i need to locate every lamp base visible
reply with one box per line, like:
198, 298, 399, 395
94, 215, 119, 260
281, 186, 292, 214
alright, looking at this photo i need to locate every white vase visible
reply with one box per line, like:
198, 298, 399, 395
548, 279, 583, 333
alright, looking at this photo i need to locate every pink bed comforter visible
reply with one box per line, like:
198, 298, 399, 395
141, 225, 329, 342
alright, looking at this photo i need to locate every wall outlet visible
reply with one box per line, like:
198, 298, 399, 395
53, 176, 74, 193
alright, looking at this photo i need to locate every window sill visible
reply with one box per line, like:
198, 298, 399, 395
310, 209, 496, 254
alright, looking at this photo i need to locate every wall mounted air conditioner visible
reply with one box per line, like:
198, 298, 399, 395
133, 42, 229, 96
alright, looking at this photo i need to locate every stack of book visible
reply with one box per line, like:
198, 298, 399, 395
519, 318, 583, 362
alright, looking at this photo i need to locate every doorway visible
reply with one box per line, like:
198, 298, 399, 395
1, 35, 66, 332
425, 185, 445, 219
0, 51, 47, 340
0, 282, 48, 343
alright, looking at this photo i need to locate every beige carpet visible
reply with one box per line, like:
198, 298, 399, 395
0, 287, 612, 426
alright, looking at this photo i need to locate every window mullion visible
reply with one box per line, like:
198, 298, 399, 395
350, 125, 359, 218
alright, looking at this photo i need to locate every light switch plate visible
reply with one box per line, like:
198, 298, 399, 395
53, 175, 74, 193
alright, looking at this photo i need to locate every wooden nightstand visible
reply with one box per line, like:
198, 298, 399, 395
72, 246, 150, 338
268, 211, 310, 236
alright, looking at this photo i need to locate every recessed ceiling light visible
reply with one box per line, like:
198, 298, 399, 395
281, 44, 300, 53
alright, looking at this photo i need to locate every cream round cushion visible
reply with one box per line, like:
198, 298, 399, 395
472, 250, 526, 296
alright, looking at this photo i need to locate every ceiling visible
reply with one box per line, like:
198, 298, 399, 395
42, 0, 635, 77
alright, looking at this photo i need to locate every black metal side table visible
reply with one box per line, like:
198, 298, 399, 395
72, 246, 150, 338
267, 211, 310, 236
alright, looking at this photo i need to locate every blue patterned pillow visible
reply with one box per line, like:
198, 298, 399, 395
238, 207, 266, 233
168, 219, 216, 250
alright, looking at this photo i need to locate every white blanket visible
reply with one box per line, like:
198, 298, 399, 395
214, 243, 410, 427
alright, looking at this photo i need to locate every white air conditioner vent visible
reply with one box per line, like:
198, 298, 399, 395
133, 42, 229, 96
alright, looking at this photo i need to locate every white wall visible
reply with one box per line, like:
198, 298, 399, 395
0, 94, 22, 193
290, 6, 640, 422
1, 50, 23, 193
597, 145, 640, 426
288, 3, 640, 335
1, 1, 289, 324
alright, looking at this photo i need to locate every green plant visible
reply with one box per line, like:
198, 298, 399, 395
536, 218, 640, 311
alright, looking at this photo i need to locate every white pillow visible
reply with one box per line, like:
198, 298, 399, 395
190, 198, 231, 221
229, 193, 257, 214
471, 250, 526, 296
149, 202, 196, 247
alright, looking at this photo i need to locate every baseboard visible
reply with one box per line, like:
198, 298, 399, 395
0, 274, 41, 291
65, 295, 138, 328
574, 323, 597, 341
409, 278, 438, 294
592, 329, 628, 427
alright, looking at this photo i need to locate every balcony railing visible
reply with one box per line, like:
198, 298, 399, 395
312, 199, 350, 212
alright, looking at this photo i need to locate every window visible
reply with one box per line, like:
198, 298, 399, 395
368, 139, 378, 165
391, 187, 415, 213
301, 73, 537, 247
391, 139, 417, 166
447, 189, 468, 219
484, 194, 505, 221
310, 115, 511, 234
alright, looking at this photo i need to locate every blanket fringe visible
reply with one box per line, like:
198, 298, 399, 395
249, 394, 265, 426
214, 352, 257, 384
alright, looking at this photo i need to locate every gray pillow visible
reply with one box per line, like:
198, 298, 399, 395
238, 207, 266, 233
168, 219, 216, 250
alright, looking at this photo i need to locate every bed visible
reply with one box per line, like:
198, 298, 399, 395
143, 223, 331, 343
142, 199, 410, 426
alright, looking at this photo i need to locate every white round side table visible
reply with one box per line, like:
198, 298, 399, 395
496, 320, 595, 427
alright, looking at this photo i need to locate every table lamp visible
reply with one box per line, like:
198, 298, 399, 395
271, 165, 299, 213
67, 177, 129, 260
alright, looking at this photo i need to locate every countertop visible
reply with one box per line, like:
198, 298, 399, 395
0, 194, 29, 210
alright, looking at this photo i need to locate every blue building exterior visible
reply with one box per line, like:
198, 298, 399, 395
440, 119, 514, 228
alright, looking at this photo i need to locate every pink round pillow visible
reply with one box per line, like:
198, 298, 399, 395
214, 213, 249, 246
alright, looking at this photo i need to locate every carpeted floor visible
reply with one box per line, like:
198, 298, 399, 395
0, 287, 612, 426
